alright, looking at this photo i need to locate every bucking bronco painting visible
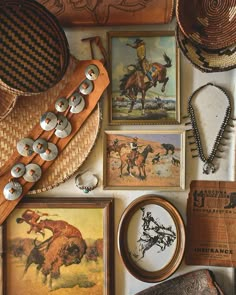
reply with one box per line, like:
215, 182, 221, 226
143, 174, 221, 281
128, 205, 177, 271
104, 131, 185, 190
3, 198, 114, 295
118, 195, 185, 282
108, 31, 180, 124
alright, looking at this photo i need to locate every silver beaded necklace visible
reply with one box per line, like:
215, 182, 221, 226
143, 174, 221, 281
185, 83, 233, 175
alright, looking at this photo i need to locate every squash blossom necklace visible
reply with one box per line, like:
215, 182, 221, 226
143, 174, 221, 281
185, 83, 234, 175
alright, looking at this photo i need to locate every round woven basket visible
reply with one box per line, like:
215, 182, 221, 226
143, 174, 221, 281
176, 0, 236, 50
176, 25, 236, 73
0, 56, 101, 194
0, 89, 18, 121
0, 0, 70, 120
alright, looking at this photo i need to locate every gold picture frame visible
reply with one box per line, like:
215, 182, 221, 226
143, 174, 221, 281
3, 197, 114, 295
108, 31, 180, 125
118, 194, 185, 282
103, 130, 185, 190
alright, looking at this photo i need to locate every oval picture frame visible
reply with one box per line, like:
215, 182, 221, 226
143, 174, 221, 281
118, 195, 185, 282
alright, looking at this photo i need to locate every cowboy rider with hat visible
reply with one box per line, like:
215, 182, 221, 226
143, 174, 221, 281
128, 136, 142, 168
126, 38, 154, 84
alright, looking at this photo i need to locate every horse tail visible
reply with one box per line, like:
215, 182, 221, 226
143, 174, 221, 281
163, 52, 172, 68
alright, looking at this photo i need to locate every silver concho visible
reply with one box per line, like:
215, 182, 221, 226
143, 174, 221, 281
79, 79, 94, 95
23, 163, 42, 182
69, 92, 82, 107
85, 64, 100, 81
40, 112, 57, 131
33, 138, 48, 154
3, 181, 23, 200
11, 163, 26, 178
70, 96, 85, 114
55, 114, 68, 131
55, 97, 69, 112
55, 121, 72, 138
17, 138, 34, 157
40, 142, 58, 161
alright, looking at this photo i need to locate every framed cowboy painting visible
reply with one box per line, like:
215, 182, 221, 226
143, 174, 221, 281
2, 197, 114, 295
103, 130, 185, 190
107, 31, 180, 125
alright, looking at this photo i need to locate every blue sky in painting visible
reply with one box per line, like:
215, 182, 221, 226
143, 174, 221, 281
121, 133, 181, 148
111, 35, 176, 96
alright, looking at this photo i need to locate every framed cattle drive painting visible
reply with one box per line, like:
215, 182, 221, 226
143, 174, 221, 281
108, 31, 180, 125
104, 130, 185, 190
3, 197, 114, 295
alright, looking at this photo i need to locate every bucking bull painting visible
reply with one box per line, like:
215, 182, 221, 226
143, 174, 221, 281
6, 207, 104, 294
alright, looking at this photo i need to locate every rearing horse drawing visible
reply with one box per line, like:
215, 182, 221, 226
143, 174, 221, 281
120, 144, 153, 179
120, 53, 172, 114
137, 227, 176, 259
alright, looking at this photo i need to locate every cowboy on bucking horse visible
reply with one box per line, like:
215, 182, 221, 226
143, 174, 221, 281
126, 38, 155, 85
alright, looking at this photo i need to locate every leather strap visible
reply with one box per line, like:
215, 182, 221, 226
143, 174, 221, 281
0, 59, 109, 224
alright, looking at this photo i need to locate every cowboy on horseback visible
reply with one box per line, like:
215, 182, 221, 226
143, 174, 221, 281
141, 208, 160, 234
126, 38, 154, 85
128, 137, 141, 168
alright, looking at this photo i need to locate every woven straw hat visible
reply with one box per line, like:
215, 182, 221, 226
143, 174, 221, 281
176, 0, 236, 50
176, 25, 236, 73
0, 90, 17, 121
0, 56, 101, 194
0, 0, 69, 120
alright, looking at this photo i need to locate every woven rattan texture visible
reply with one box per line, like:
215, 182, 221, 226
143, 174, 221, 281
176, 25, 236, 73
176, 0, 236, 50
0, 57, 101, 194
0, 0, 69, 95
0, 88, 17, 121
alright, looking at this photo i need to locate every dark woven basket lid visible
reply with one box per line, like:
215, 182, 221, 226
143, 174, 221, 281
176, 25, 236, 73
176, 0, 236, 50
0, 0, 70, 95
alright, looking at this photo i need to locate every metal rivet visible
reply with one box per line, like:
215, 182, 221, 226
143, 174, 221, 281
85, 65, 100, 81
40, 112, 57, 131
40, 142, 58, 161
23, 164, 42, 182
3, 181, 23, 200
17, 138, 34, 157
70, 97, 85, 114
55, 121, 72, 138
79, 79, 94, 95
69, 92, 83, 107
11, 163, 26, 178
55, 97, 69, 112
55, 114, 68, 131
33, 138, 48, 154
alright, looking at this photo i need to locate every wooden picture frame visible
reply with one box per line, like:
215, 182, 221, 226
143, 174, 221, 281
118, 195, 185, 282
108, 31, 180, 125
2, 197, 114, 295
103, 130, 185, 190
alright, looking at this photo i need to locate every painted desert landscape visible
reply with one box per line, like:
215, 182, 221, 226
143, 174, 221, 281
105, 133, 183, 189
